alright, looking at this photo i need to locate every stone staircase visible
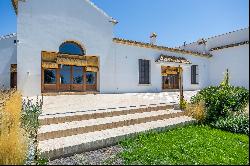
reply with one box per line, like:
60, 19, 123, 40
38, 103, 195, 160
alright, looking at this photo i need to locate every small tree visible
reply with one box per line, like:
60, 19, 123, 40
220, 69, 230, 87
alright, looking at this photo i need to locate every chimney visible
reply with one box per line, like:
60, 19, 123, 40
150, 32, 157, 45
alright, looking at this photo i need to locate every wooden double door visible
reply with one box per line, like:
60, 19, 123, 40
162, 74, 180, 90
42, 65, 97, 93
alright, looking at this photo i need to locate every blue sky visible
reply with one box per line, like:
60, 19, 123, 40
0, 0, 249, 47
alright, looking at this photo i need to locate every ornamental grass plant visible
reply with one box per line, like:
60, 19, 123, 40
0, 90, 28, 165
185, 101, 206, 123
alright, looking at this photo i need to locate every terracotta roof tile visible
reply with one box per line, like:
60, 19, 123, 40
113, 38, 212, 58
156, 54, 192, 64
210, 40, 249, 51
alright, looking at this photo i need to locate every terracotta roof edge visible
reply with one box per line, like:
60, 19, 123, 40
113, 38, 212, 58
210, 40, 249, 51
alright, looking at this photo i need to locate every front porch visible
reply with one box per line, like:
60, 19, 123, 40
39, 91, 198, 116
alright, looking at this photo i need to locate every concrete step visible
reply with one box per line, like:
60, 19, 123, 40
38, 116, 195, 160
38, 109, 183, 141
39, 103, 175, 125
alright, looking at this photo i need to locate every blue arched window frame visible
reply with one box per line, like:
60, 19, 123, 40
59, 41, 85, 55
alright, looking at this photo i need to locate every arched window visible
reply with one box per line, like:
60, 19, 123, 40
59, 41, 85, 55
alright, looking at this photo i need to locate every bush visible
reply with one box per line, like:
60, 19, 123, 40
179, 97, 188, 110
21, 98, 43, 138
191, 85, 249, 123
21, 98, 44, 165
185, 101, 206, 123
211, 114, 249, 135
0, 90, 28, 165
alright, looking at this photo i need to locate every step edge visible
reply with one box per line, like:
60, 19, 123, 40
40, 118, 196, 160
39, 104, 175, 125
37, 111, 185, 141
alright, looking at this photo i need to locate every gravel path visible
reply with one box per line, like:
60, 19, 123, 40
48, 145, 124, 165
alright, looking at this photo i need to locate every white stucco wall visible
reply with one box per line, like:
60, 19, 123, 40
17, 0, 116, 96
209, 44, 249, 89
113, 43, 210, 93
14, 0, 248, 96
179, 28, 249, 89
179, 28, 249, 54
0, 35, 17, 89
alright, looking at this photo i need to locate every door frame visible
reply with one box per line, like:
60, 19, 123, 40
41, 65, 98, 93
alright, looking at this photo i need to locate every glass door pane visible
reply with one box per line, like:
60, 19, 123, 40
60, 65, 71, 84
86, 72, 96, 85
60, 65, 71, 92
73, 66, 83, 84
71, 66, 84, 91
86, 72, 97, 91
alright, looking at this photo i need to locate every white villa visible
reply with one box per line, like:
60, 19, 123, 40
0, 0, 249, 97
1, 0, 249, 159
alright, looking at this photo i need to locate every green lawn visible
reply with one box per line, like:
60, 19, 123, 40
119, 125, 249, 165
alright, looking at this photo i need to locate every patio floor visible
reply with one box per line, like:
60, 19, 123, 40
37, 91, 198, 116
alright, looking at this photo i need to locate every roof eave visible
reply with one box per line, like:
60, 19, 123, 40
113, 38, 212, 58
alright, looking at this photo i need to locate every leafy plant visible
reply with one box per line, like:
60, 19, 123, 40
211, 113, 249, 135
21, 97, 44, 165
191, 85, 249, 123
191, 69, 249, 123
21, 97, 43, 138
180, 97, 188, 110
35, 152, 49, 165
220, 68, 230, 87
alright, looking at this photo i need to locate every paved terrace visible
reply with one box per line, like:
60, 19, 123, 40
37, 91, 198, 116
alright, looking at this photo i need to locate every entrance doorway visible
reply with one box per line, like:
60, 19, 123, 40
162, 66, 181, 90
162, 74, 179, 89
10, 64, 17, 89
41, 41, 99, 94
42, 65, 97, 93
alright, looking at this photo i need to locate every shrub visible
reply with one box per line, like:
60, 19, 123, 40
191, 85, 249, 123
191, 69, 249, 123
21, 97, 44, 165
179, 97, 188, 110
21, 98, 43, 138
0, 90, 28, 165
185, 101, 206, 123
211, 113, 249, 135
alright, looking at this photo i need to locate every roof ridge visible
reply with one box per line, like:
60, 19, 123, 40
178, 27, 249, 48
113, 37, 212, 58
0, 33, 17, 40
86, 0, 116, 22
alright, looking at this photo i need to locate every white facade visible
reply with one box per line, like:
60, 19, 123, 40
0, 34, 17, 89
180, 28, 249, 89
0, 0, 249, 96
113, 43, 209, 93
17, 0, 115, 96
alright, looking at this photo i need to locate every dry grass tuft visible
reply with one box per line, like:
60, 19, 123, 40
0, 90, 28, 165
185, 101, 206, 123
